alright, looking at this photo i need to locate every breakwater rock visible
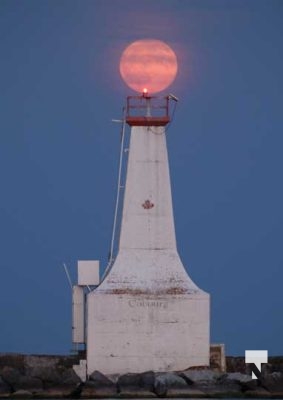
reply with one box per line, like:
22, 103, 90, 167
1, 353, 283, 398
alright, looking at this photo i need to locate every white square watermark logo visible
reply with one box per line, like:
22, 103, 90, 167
245, 350, 268, 379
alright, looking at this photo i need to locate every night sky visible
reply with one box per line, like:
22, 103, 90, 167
1, 0, 283, 357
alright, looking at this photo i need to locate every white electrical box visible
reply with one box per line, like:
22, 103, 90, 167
72, 285, 85, 344
78, 260, 100, 286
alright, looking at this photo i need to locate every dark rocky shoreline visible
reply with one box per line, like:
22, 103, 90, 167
1, 354, 283, 398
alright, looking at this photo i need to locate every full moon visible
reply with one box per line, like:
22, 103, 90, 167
119, 39, 178, 94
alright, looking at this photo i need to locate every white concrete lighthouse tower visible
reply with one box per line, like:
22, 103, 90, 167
84, 93, 210, 375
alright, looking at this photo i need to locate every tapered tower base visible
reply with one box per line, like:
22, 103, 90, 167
86, 249, 209, 375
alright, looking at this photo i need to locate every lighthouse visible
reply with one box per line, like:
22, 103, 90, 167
74, 92, 210, 376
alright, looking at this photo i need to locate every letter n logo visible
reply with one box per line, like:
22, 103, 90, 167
245, 350, 268, 379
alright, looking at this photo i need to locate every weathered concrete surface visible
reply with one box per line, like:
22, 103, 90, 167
1, 354, 283, 398
86, 125, 210, 375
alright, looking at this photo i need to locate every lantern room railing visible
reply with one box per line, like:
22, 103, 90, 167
126, 93, 170, 127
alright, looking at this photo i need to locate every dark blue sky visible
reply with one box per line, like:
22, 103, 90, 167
0, 0, 282, 356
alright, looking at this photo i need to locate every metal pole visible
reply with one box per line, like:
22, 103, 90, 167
102, 109, 126, 280
63, 263, 73, 289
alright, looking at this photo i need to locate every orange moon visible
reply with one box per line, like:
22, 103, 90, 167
119, 39, 178, 94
